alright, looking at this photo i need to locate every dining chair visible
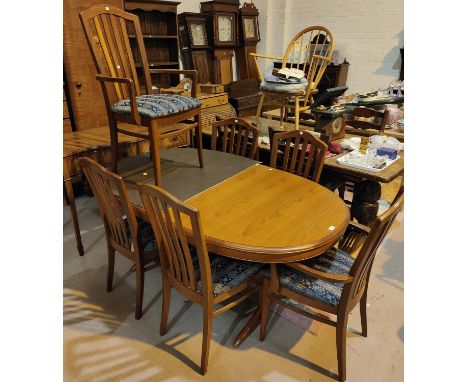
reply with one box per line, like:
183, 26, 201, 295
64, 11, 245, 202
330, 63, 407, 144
79, 157, 158, 320
270, 129, 328, 183
211, 117, 259, 159
79, 5, 203, 187
138, 183, 262, 375
346, 107, 390, 134
259, 193, 404, 382
251, 26, 334, 129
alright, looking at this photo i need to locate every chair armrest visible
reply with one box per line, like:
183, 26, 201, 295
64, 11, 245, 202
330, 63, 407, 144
96, 75, 140, 125
249, 53, 283, 81
287, 263, 354, 284
148, 69, 198, 98
338, 221, 371, 253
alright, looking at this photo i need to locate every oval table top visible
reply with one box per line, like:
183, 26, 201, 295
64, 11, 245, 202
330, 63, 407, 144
180, 163, 350, 263
124, 148, 350, 263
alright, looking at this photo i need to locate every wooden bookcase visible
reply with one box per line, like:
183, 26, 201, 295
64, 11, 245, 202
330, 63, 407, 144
125, 0, 181, 90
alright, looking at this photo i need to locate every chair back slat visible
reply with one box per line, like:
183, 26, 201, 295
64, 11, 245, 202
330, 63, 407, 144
270, 130, 327, 182
79, 157, 138, 253
211, 118, 259, 159
138, 184, 213, 295
343, 194, 404, 303
80, 4, 152, 104
283, 26, 334, 105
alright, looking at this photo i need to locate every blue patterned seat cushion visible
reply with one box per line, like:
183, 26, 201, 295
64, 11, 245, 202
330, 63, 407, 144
260, 247, 354, 306
192, 251, 262, 297
260, 77, 309, 94
123, 218, 157, 255
111, 94, 201, 118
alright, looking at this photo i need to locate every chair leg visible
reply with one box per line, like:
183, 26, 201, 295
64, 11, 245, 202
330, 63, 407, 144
195, 110, 204, 168
259, 278, 270, 341
255, 93, 265, 127
64, 177, 84, 256
149, 121, 162, 187
294, 96, 300, 130
200, 305, 213, 375
360, 290, 368, 337
336, 313, 349, 382
160, 276, 172, 336
135, 261, 145, 320
106, 241, 115, 292
109, 118, 119, 173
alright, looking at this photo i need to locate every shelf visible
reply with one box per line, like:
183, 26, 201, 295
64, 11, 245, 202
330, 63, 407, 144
129, 34, 178, 39
135, 61, 179, 68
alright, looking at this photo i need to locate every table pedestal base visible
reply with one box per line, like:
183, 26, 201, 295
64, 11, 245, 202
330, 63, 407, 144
351, 180, 381, 225
233, 308, 260, 347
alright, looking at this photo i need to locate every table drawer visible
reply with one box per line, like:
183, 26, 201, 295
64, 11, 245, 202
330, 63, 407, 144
201, 94, 228, 109
160, 131, 190, 149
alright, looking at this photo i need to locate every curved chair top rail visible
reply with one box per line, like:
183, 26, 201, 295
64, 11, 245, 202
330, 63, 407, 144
79, 4, 152, 102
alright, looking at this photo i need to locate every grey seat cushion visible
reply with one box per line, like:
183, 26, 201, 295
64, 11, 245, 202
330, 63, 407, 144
111, 94, 201, 118
260, 247, 354, 306
260, 77, 309, 94
192, 251, 262, 297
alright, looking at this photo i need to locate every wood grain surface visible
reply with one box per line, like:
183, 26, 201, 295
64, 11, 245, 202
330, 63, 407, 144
179, 163, 350, 263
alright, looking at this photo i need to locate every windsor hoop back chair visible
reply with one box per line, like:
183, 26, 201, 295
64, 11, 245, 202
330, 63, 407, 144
251, 26, 334, 129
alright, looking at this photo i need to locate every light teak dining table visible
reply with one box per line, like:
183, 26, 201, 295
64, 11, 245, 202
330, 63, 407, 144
120, 148, 350, 345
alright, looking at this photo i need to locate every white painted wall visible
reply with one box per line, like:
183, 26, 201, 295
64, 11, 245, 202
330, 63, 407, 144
167, 0, 403, 92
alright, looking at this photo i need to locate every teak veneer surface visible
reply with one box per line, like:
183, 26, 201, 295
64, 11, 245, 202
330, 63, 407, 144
180, 163, 350, 262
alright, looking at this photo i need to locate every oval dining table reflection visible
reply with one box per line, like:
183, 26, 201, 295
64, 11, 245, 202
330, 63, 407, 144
119, 148, 350, 344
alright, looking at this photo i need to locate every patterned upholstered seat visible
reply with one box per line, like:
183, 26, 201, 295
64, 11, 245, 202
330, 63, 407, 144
260, 247, 354, 306
124, 218, 157, 255
111, 94, 201, 119
193, 252, 262, 297
260, 77, 309, 94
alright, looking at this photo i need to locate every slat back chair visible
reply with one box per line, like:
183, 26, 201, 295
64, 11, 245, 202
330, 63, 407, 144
346, 107, 390, 133
270, 129, 328, 182
252, 26, 334, 129
79, 157, 158, 319
260, 194, 404, 382
138, 183, 261, 375
211, 118, 259, 159
80, 5, 203, 186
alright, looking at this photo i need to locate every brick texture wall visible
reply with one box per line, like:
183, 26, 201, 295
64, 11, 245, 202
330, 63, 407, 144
256, 0, 404, 93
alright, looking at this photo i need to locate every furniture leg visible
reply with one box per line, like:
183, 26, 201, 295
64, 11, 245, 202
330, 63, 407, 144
63, 172, 84, 256
110, 118, 119, 173
336, 313, 349, 382
360, 290, 368, 337
255, 93, 265, 127
294, 96, 300, 130
149, 120, 162, 187
160, 277, 171, 336
106, 239, 115, 292
351, 180, 382, 225
279, 106, 285, 128
200, 305, 213, 375
195, 109, 204, 168
135, 260, 145, 320
230, 308, 259, 347
259, 278, 270, 341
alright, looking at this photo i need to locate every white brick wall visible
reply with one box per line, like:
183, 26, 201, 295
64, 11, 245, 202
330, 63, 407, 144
256, 0, 403, 93
165, 0, 403, 92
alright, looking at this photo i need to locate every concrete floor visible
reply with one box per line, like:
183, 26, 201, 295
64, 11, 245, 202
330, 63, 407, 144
64, 190, 403, 382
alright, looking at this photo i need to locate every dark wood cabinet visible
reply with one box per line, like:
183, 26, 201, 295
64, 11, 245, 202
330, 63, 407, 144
236, 2, 261, 80
125, 0, 181, 90
63, 0, 124, 131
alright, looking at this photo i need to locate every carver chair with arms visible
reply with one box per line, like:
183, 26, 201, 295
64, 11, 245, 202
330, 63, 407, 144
211, 117, 259, 159
269, 129, 328, 183
259, 193, 404, 381
251, 26, 334, 130
79, 4, 203, 186
79, 157, 159, 320
138, 183, 262, 375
